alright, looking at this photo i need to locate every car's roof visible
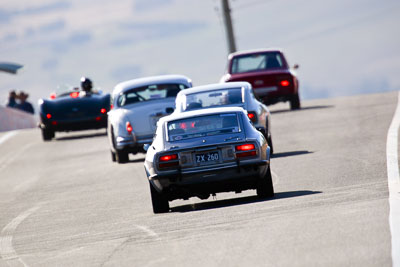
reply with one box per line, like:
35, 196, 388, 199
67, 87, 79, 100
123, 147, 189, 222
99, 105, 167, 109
177, 82, 251, 96
113, 75, 192, 95
228, 48, 284, 59
160, 107, 246, 124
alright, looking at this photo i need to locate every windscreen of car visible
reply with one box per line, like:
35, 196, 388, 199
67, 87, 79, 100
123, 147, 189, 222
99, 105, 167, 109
55, 84, 101, 98
167, 113, 240, 141
183, 88, 243, 111
231, 52, 284, 74
118, 83, 187, 107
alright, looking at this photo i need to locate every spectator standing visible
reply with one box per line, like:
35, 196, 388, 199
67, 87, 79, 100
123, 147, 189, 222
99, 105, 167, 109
6, 90, 18, 108
16, 91, 34, 114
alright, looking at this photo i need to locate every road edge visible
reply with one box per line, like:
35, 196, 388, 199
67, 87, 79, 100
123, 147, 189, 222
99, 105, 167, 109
387, 91, 400, 267
0, 131, 18, 146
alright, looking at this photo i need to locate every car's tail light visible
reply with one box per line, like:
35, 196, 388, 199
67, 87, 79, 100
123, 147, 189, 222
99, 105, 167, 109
160, 154, 178, 161
236, 144, 255, 151
95, 116, 102, 121
280, 80, 290, 87
126, 122, 133, 134
46, 113, 52, 119
247, 112, 257, 123
51, 121, 57, 126
235, 143, 257, 158
110, 104, 114, 110
159, 153, 179, 169
100, 108, 107, 114
50, 93, 56, 99
70, 92, 79, 98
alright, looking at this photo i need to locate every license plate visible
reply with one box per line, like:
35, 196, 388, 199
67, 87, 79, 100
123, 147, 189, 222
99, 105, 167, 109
67, 111, 85, 118
195, 151, 219, 164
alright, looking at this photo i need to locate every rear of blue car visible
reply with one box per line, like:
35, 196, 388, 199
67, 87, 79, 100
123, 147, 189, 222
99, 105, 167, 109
39, 92, 110, 141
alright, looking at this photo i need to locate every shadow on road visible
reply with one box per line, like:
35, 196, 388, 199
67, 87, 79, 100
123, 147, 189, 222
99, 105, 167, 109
55, 131, 107, 141
115, 155, 145, 164
171, 190, 321, 213
274, 190, 321, 199
270, 105, 334, 115
272, 150, 313, 158
129, 157, 145, 163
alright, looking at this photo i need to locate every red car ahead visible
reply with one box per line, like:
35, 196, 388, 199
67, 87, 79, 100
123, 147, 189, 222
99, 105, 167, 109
220, 48, 300, 110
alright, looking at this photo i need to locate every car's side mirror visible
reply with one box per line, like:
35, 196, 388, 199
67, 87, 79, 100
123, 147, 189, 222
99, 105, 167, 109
293, 64, 299, 70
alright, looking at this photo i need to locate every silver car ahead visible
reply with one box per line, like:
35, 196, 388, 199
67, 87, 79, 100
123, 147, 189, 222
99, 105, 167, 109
108, 75, 192, 163
144, 107, 274, 213
174, 82, 274, 154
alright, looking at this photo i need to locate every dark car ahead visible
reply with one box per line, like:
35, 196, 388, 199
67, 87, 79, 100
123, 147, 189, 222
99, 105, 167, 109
144, 107, 274, 213
38, 88, 110, 141
221, 48, 300, 110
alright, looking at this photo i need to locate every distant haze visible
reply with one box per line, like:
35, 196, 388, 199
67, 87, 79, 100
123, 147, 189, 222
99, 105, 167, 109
1, 0, 399, 109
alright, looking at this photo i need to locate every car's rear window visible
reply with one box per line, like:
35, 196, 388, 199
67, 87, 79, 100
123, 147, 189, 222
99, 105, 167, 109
231, 52, 284, 74
118, 83, 187, 107
167, 113, 240, 141
183, 88, 243, 111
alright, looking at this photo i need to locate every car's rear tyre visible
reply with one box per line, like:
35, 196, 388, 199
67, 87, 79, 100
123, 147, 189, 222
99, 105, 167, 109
267, 136, 274, 156
41, 128, 54, 141
256, 167, 274, 198
149, 182, 169, 213
290, 93, 301, 110
111, 127, 129, 163
116, 150, 129, 163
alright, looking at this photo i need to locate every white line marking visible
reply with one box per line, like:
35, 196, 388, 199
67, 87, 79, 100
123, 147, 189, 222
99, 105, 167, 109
133, 225, 165, 266
0, 143, 33, 173
0, 131, 17, 146
387, 91, 400, 267
134, 225, 160, 240
0, 204, 41, 266
12, 175, 39, 194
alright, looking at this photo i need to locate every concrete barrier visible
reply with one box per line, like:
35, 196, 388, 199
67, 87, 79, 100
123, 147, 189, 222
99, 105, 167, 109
0, 106, 37, 132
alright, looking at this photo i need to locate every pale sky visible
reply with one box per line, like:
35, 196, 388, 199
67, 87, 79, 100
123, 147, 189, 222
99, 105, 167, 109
1, 0, 400, 109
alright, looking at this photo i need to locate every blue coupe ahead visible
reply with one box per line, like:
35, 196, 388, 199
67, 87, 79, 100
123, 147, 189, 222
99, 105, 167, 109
38, 86, 110, 141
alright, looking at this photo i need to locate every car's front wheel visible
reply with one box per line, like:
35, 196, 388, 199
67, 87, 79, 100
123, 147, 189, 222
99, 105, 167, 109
41, 128, 54, 141
149, 182, 169, 213
256, 167, 274, 198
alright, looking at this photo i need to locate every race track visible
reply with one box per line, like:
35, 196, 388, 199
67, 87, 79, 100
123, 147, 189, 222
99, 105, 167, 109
0, 91, 398, 266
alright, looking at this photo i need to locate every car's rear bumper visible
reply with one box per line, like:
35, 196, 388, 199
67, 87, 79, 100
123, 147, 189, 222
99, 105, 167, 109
40, 116, 107, 131
148, 159, 269, 200
226, 74, 298, 105
253, 87, 297, 105
115, 134, 153, 153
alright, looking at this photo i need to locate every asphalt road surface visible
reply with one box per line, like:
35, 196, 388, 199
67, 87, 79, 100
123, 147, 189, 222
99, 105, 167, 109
0, 91, 398, 267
